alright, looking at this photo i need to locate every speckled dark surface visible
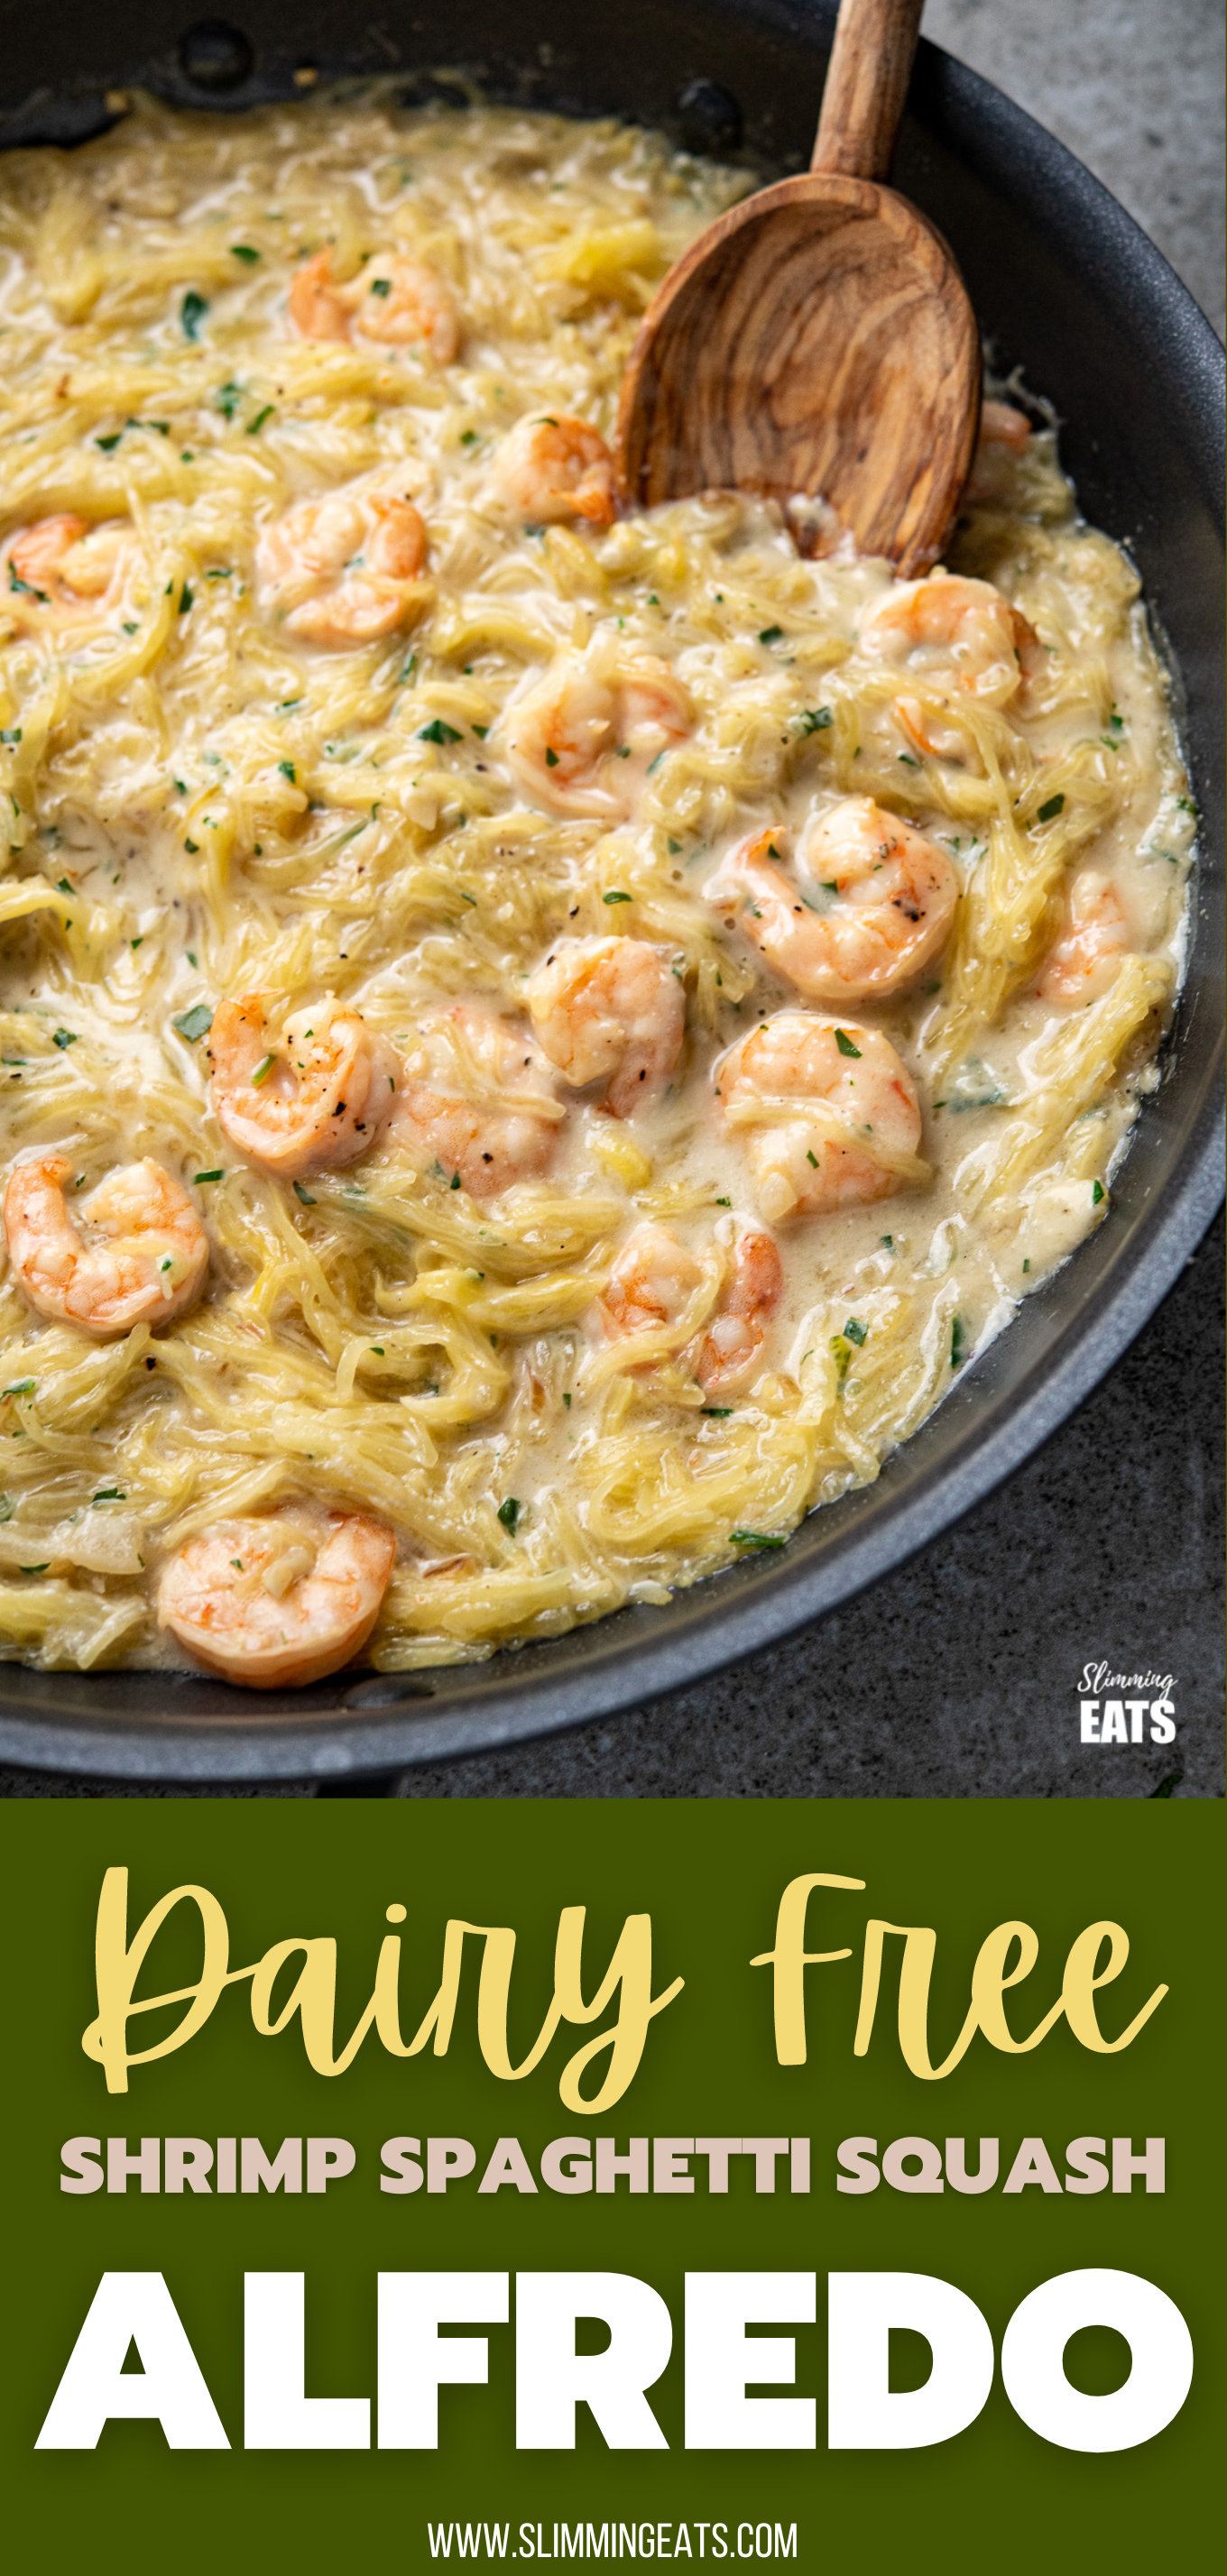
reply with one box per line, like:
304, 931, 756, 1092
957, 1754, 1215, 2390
0, 2, 1222, 1803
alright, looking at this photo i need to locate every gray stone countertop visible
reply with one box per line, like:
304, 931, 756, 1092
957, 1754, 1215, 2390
1, 1, 1222, 1803
925, 0, 1225, 339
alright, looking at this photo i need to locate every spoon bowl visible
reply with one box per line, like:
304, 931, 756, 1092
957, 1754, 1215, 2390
615, 0, 982, 570
616, 167, 981, 568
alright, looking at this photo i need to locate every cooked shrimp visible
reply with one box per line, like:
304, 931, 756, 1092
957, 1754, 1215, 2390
980, 400, 1032, 455
598, 1218, 782, 1394
3, 1153, 208, 1339
353, 254, 459, 356
158, 1510, 395, 1688
600, 1220, 703, 1338
964, 400, 1033, 503
859, 570, 1038, 759
716, 1012, 927, 1222
255, 480, 428, 647
526, 936, 685, 1117
289, 248, 459, 361
861, 570, 1032, 685
4, 513, 130, 632
208, 993, 401, 1180
503, 648, 692, 819
1036, 871, 1130, 1004
392, 1003, 564, 1197
706, 804, 958, 1003
491, 413, 615, 528
693, 1228, 783, 1394
287, 247, 352, 339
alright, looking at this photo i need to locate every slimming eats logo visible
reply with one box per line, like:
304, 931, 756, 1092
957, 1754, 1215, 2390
1077, 1663, 1176, 1748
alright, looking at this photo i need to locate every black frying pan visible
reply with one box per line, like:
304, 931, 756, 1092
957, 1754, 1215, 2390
0, 1, 1221, 1780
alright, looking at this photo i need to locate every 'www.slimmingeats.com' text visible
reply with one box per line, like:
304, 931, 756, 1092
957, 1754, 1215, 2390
428, 2527, 798, 2562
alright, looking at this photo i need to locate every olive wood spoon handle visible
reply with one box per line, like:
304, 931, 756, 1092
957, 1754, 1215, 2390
614, 0, 980, 574
812, 0, 926, 178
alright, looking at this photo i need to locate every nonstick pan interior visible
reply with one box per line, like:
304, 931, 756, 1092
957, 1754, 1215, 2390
0, 2, 1221, 1778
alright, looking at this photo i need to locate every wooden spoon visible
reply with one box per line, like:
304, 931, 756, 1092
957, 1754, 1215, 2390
615, 0, 982, 574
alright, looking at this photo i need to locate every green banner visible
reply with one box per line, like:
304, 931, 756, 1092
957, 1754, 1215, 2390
2, 1799, 1215, 2572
